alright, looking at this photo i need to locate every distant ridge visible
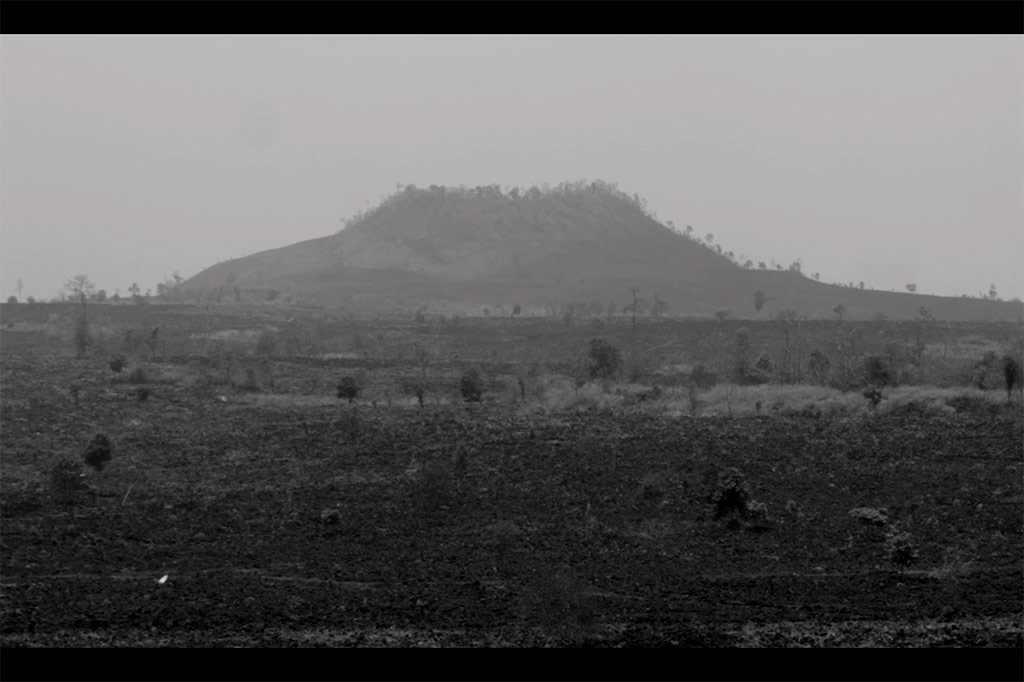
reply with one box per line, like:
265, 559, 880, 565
185, 182, 1022, 321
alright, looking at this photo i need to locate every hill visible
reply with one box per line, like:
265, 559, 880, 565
184, 181, 1022, 321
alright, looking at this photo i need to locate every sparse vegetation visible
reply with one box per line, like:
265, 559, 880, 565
1, 298, 1021, 648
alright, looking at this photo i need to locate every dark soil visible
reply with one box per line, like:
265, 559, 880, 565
1, 350, 1022, 647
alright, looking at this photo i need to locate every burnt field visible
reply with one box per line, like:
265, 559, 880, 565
1, 366, 1022, 647
0, 303, 1022, 648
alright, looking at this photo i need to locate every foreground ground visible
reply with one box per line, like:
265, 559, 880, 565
1, 351, 1021, 647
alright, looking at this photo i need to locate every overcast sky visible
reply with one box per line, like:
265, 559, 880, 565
2, 35, 1021, 301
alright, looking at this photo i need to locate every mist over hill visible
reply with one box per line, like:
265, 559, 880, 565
185, 182, 1022, 321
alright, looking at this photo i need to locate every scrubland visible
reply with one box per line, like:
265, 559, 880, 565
1, 301, 1021, 647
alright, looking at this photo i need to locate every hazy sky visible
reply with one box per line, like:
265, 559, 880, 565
2, 35, 1021, 301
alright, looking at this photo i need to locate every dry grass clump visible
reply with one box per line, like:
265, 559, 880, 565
656, 383, 1010, 419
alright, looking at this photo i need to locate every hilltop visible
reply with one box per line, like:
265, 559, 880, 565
184, 182, 1022, 321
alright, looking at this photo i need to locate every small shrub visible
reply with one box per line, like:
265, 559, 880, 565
460, 367, 483, 402
712, 468, 772, 531
745, 354, 774, 384
136, 387, 150, 402
862, 386, 883, 408
320, 508, 342, 525
807, 350, 831, 384
690, 362, 717, 390
108, 353, 126, 373
586, 339, 621, 379
83, 434, 112, 471
849, 507, 888, 526
128, 366, 148, 384
885, 530, 919, 573
746, 500, 771, 531
1003, 355, 1022, 400
972, 351, 998, 389
713, 467, 750, 525
336, 376, 360, 403
864, 355, 894, 387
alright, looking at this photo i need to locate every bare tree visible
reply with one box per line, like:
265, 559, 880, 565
651, 292, 668, 318
753, 290, 772, 315
775, 309, 803, 382
64, 275, 94, 357
64, 274, 95, 303
623, 288, 646, 329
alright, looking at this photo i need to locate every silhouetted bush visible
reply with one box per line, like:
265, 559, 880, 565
885, 530, 919, 573
690, 362, 718, 389
337, 376, 360, 403
1003, 355, 1022, 400
83, 434, 112, 471
713, 467, 750, 526
108, 354, 126, 373
807, 350, 831, 384
863, 355, 894, 387
586, 339, 621, 379
460, 367, 483, 402
862, 386, 883, 408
